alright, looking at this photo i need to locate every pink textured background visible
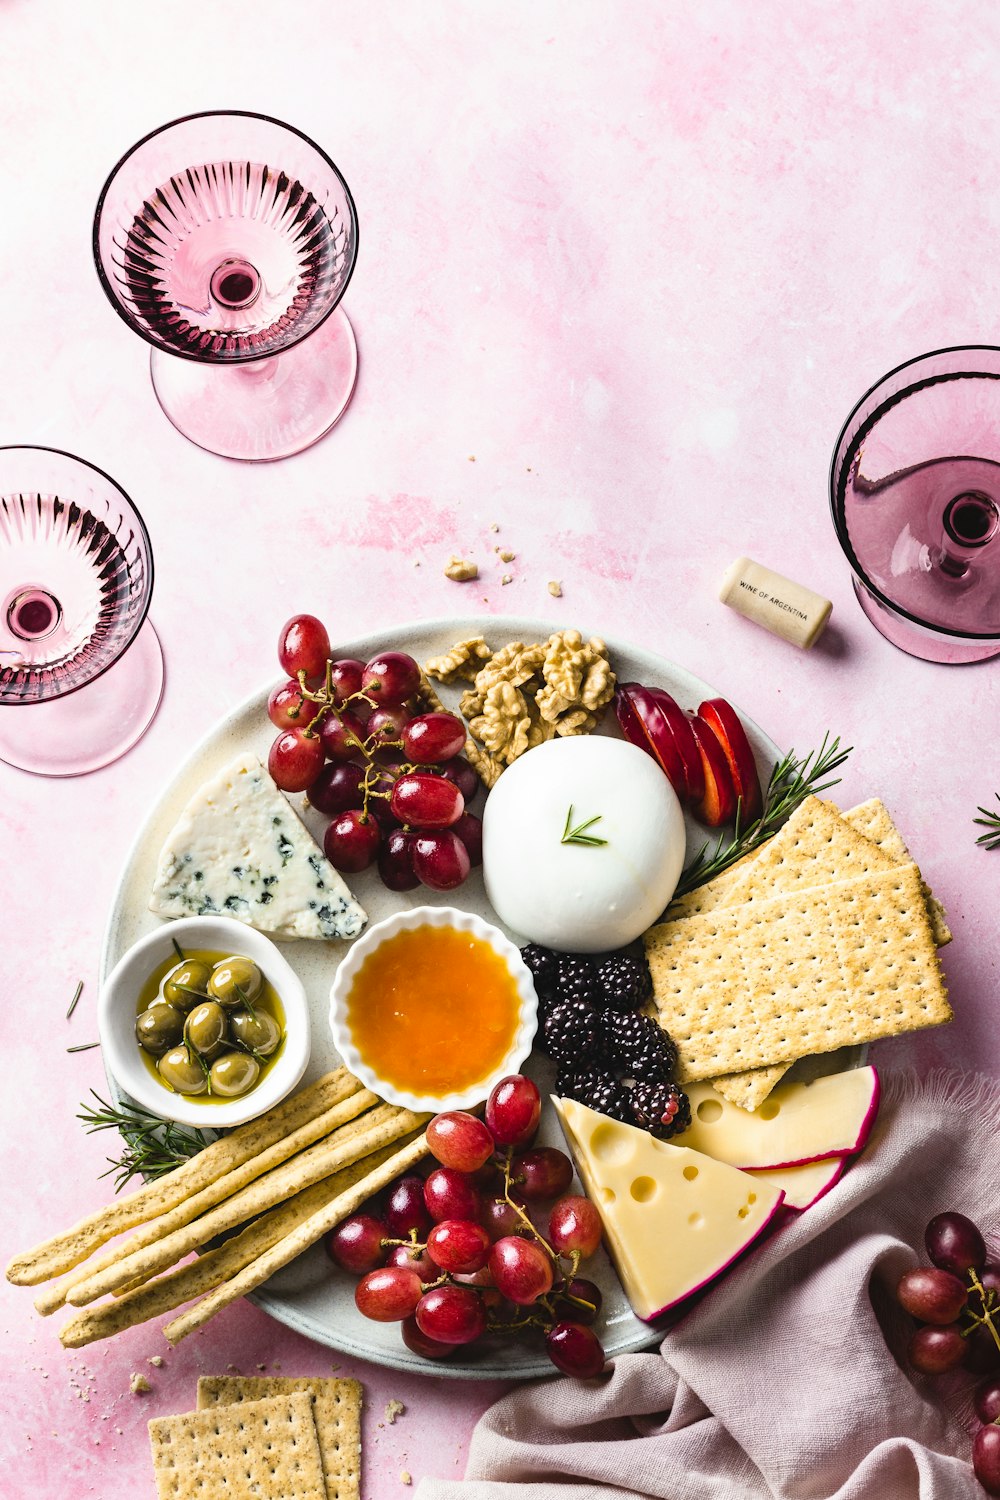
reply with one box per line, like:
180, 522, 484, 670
2, 2, 999, 1496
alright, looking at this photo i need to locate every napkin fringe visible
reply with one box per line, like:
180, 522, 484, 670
882, 1065, 1000, 1126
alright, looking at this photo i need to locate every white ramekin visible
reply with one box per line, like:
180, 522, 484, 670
329, 905, 538, 1112
99, 915, 310, 1128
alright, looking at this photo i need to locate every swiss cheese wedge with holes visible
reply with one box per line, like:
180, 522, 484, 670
645, 862, 950, 1081
553, 1096, 784, 1321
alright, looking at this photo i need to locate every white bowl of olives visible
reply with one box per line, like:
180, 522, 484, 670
99, 915, 310, 1127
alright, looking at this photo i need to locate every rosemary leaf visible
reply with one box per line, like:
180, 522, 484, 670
66, 1041, 100, 1053
66, 980, 83, 1020
974, 793, 1000, 850
561, 805, 609, 848
77, 1091, 210, 1192
672, 733, 852, 898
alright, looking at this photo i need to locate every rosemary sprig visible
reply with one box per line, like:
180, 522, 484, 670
974, 794, 1000, 850
77, 1091, 211, 1192
561, 805, 608, 848
672, 733, 852, 898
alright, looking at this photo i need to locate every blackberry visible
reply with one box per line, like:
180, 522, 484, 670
542, 999, 600, 1069
520, 942, 559, 998
554, 953, 597, 1006
595, 951, 652, 1013
630, 1081, 691, 1140
605, 1011, 678, 1083
558, 1068, 632, 1123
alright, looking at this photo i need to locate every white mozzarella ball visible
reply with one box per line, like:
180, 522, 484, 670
482, 736, 686, 952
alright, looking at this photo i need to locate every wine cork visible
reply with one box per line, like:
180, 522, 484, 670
719, 557, 832, 649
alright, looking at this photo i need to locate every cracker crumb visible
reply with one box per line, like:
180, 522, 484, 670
548, 580, 563, 598
147, 1356, 164, 1368
489, 522, 499, 531
256, 1363, 266, 1370
468, 456, 476, 462
413, 559, 421, 567
501, 574, 512, 586
385, 1399, 406, 1424
400, 1472, 412, 1486
444, 555, 478, 582
500, 549, 516, 563
129, 1373, 151, 1395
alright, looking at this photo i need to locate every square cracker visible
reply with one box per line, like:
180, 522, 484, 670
198, 1376, 361, 1500
839, 798, 951, 947
645, 862, 951, 1081
149, 1391, 325, 1500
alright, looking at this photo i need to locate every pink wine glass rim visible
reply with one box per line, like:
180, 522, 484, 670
0, 444, 155, 705
92, 108, 359, 366
829, 342, 1000, 644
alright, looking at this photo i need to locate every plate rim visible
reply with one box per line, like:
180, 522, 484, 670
100, 612, 782, 1380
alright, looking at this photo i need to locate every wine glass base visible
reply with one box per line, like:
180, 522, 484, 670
0, 620, 164, 776
149, 308, 358, 462
852, 579, 1000, 664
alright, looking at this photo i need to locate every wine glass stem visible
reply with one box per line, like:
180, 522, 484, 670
238, 357, 280, 385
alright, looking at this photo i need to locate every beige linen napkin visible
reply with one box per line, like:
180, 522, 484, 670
417, 1070, 997, 1500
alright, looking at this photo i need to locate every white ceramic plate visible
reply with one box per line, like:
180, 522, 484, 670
101, 614, 785, 1379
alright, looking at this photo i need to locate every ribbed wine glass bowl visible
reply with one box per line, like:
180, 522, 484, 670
831, 346, 1000, 664
0, 447, 162, 776
94, 111, 359, 462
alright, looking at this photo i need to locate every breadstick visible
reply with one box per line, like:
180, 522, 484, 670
8, 1068, 359, 1286
164, 1130, 430, 1343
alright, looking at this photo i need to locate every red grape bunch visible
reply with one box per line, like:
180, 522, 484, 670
894, 1211, 1000, 1494
325, 1073, 608, 1378
266, 614, 482, 892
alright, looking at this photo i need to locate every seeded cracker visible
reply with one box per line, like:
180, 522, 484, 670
198, 1377, 361, 1500
149, 1392, 325, 1500
645, 863, 951, 1080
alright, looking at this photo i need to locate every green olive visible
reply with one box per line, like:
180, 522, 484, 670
184, 1000, 228, 1057
135, 1003, 185, 1056
162, 959, 213, 1010
209, 1052, 260, 1098
229, 1009, 282, 1057
208, 956, 262, 1007
157, 1046, 208, 1095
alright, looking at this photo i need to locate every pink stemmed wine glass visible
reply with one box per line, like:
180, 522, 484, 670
0, 447, 163, 775
831, 346, 1000, 663
93, 110, 359, 463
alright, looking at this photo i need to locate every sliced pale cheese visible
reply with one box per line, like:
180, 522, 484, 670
553, 1096, 784, 1322
671, 1068, 881, 1170
746, 1156, 846, 1212
149, 754, 367, 941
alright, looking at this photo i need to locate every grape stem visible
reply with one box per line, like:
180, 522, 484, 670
966, 1271, 1000, 1353
500, 1147, 559, 1260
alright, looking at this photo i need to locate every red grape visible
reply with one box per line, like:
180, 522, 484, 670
545, 1321, 606, 1379
329, 657, 365, 707
367, 704, 410, 749
363, 766, 403, 828
896, 1266, 968, 1325
966, 1323, 1000, 1376
451, 812, 483, 867
427, 1220, 492, 1274
908, 1323, 967, 1374
411, 830, 471, 891
307, 761, 366, 816
268, 729, 325, 792
319, 709, 367, 763
486, 1075, 541, 1148
488, 1236, 554, 1304
427, 1112, 495, 1173
439, 757, 481, 801
402, 712, 467, 764
976, 1378, 1000, 1425
554, 1277, 603, 1327
390, 773, 464, 828
378, 829, 420, 891
483, 1197, 523, 1240
324, 810, 381, 872
925, 1211, 986, 1275
355, 1265, 423, 1321
386, 1242, 436, 1281
415, 1285, 486, 1345
325, 1214, 387, 1274
268, 679, 309, 730
974, 1424, 1000, 1496
511, 1148, 574, 1202
362, 652, 421, 707
278, 614, 331, 682
384, 1175, 433, 1237
549, 1196, 603, 1258
402, 1314, 456, 1361
424, 1167, 481, 1224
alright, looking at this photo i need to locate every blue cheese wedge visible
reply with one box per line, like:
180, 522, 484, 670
149, 754, 367, 941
